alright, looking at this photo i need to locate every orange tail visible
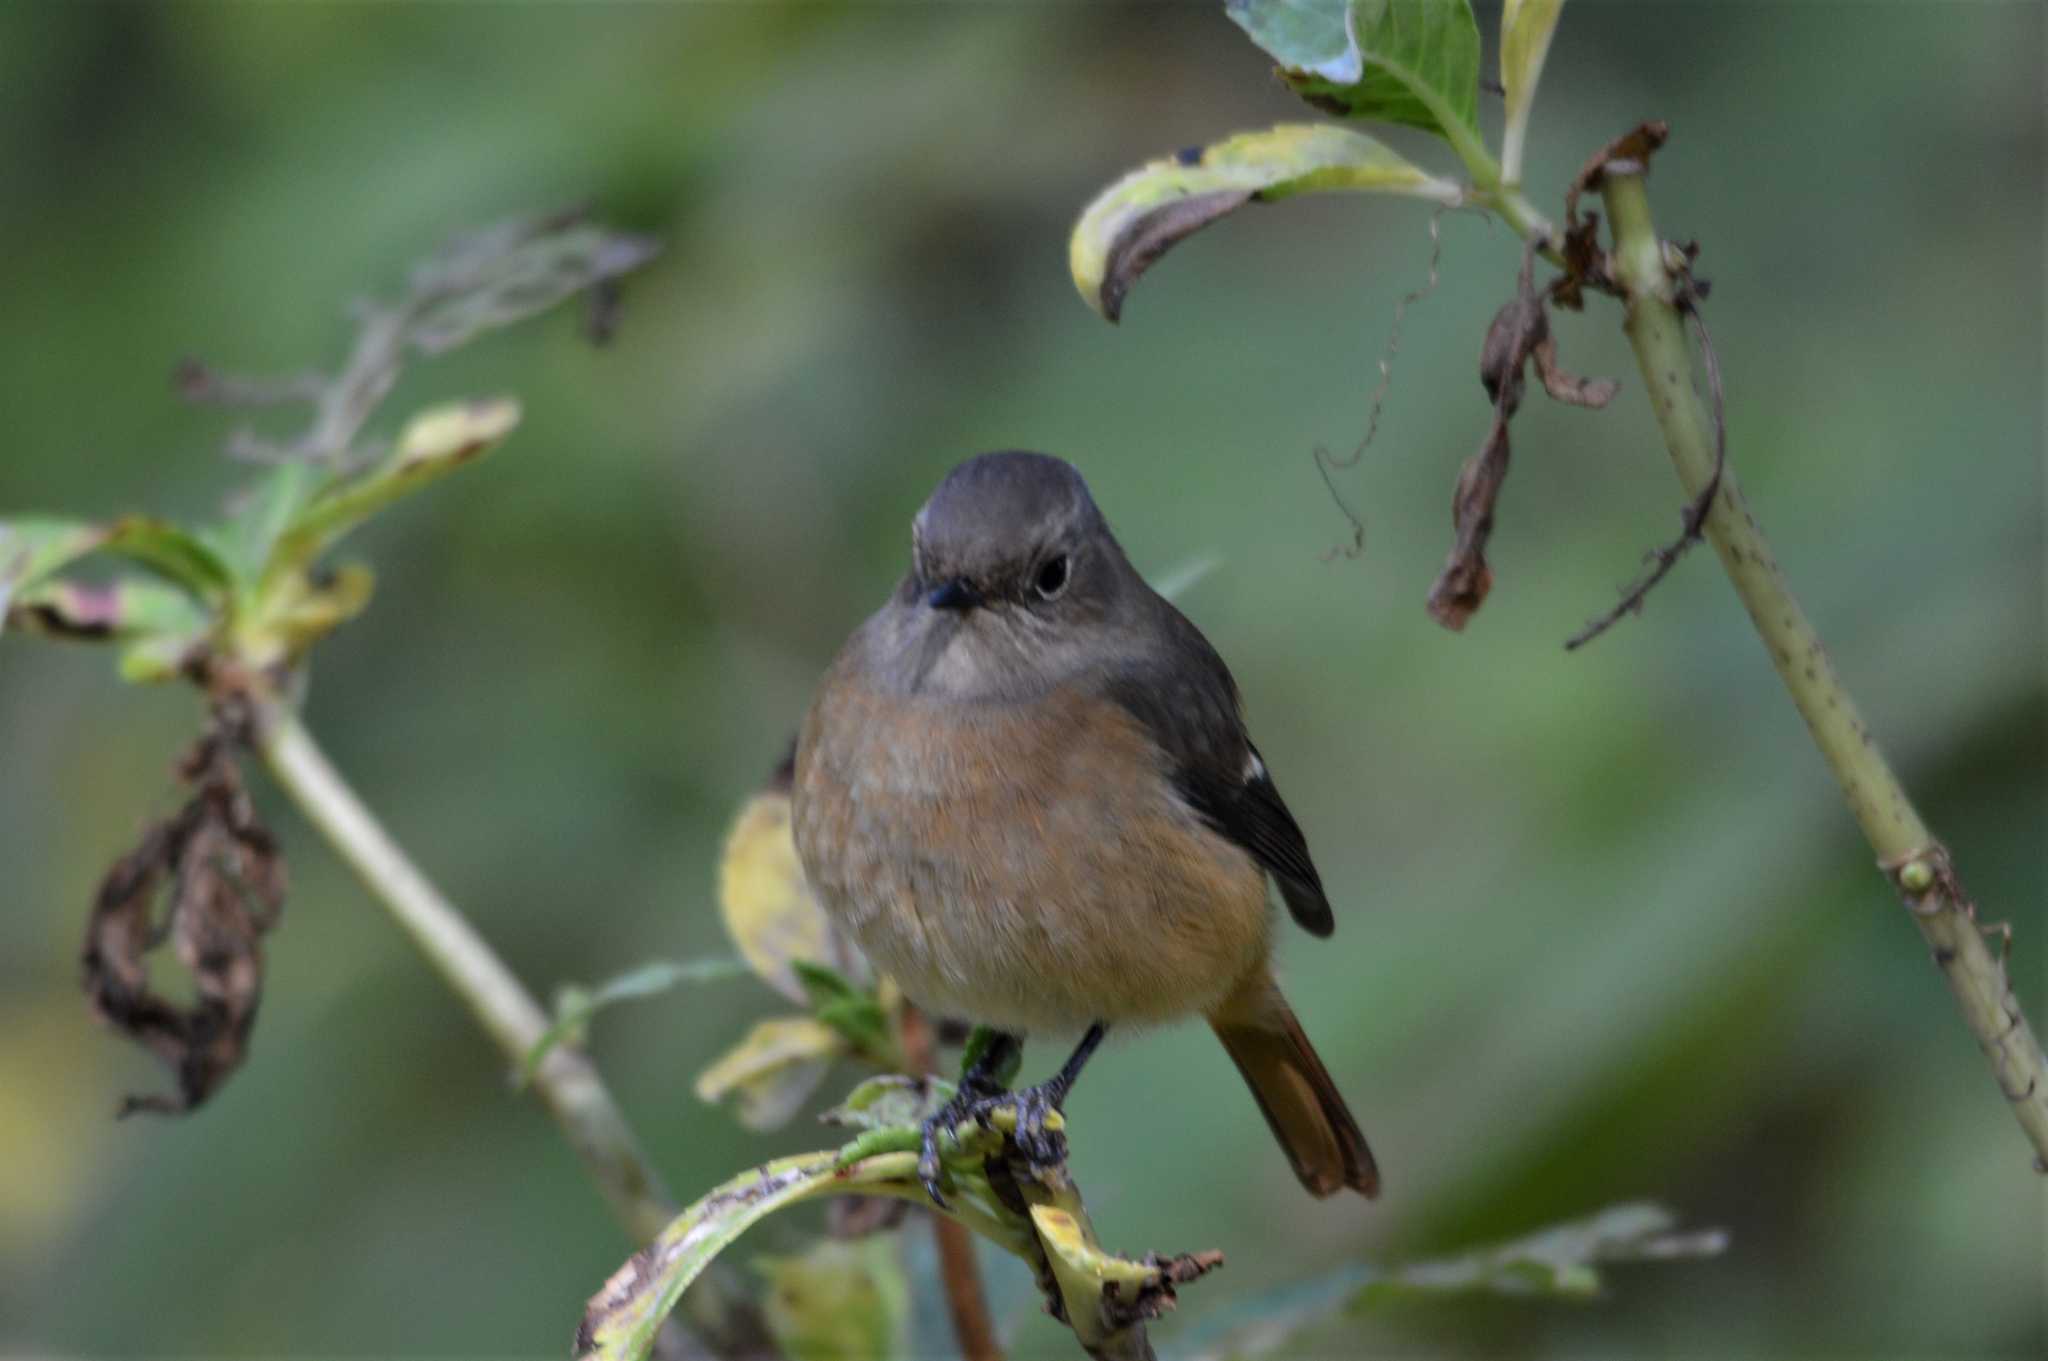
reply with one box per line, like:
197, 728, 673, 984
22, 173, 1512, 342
1209, 981, 1379, 1199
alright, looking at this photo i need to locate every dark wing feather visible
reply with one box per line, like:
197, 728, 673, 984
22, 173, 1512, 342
1103, 603, 1335, 938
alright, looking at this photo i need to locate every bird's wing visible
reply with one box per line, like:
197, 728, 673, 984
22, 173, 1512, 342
1102, 603, 1335, 938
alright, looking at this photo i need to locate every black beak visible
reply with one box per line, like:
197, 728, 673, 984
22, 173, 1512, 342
925, 578, 981, 612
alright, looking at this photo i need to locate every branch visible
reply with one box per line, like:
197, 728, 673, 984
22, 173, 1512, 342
578, 1073, 1221, 1361
899, 1005, 1005, 1361
1598, 160, 2048, 1171
250, 692, 778, 1355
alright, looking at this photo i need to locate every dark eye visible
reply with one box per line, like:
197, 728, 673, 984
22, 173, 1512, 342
1034, 554, 1070, 600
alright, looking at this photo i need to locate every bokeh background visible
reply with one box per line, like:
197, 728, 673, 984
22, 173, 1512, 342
2, 2, 2041, 1357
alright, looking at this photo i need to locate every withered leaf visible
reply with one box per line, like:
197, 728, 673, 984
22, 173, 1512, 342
83, 712, 285, 1116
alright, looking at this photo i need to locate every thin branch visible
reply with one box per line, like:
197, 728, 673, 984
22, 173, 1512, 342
250, 693, 778, 1356
1598, 162, 2048, 1172
899, 1003, 1005, 1361
1564, 293, 1725, 650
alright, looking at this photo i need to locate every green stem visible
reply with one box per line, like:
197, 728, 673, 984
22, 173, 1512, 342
1598, 165, 2048, 1171
251, 695, 779, 1353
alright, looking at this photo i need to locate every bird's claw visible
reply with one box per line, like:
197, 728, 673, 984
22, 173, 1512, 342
915, 1080, 1070, 1207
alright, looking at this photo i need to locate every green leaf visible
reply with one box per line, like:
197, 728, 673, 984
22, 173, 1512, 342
574, 1149, 921, 1361
225, 461, 323, 584
754, 1238, 910, 1361
1227, 0, 1483, 149
265, 397, 521, 582
2, 516, 231, 647
1, 518, 109, 591
520, 956, 748, 1083
1177, 1202, 1728, 1359
819, 1074, 953, 1133
1071, 123, 1460, 321
101, 517, 237, 599
8, 576, 209, 643
790, 960, 892, 1060
694, 1015, 846, 1131
1500, 0, 1565, 183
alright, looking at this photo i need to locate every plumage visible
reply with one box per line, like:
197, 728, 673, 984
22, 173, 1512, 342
791, 450, 1376, 1198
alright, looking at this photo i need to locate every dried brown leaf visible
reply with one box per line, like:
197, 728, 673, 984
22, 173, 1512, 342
83, 710, 285, 1115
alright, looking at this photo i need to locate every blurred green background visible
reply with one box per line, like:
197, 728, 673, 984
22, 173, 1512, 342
2, 2, 2041, 1357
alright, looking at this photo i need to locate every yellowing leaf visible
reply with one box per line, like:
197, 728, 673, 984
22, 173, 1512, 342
1071, 124, 1461, 322
1500, 0, 1565, 183
694, 1016, 846, 1131
267, 397, 521, 581
719, 788, 866, 1004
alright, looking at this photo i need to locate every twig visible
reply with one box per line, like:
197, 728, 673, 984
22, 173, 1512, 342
1564, 293, 1725, 649
1599, 160, 2048, 1172
899, 1003, 1005, 1361
249, 691, 778, 1356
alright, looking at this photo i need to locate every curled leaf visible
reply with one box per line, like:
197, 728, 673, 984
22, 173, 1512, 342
695, 1016, 847, 1131
83, 714, 286, 1115
574, 1149, 924, 1361
1, 516, 232, 650
7, 577, 208, 645
0, 520, 112, 617
1072, 124, 1460, 321
1031, 1205, 1224, 1340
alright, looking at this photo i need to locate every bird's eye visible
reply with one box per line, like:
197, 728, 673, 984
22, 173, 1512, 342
1034, 554, 1070, 600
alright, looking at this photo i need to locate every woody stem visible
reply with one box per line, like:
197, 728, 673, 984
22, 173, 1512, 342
250, 690, 777, 1355
1598, 163, 2048, 1171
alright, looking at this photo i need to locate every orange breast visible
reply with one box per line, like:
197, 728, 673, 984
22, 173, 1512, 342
792, 672, 1271, 1033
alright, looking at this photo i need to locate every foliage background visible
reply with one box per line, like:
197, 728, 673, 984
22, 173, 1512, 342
1, 2, 2040, 1357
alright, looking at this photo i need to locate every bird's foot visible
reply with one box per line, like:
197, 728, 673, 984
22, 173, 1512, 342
916, 1077, 1070, 1207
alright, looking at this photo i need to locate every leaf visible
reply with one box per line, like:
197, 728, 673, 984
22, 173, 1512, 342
266, 397, 521, 580
0, 519, 112, 612
1227, 0, 1483, 148
575, 1149, 920, 1361
2, 516, 231, 648
719, 787, 855, 1005
1071, 123, 1460, 321
790, 960, 892, 1061
1500, 0, 1565, 183
694, 1016, 847, 1131
754, 1238, 910, 1361
819, 1074, 953, 1133
261, 562, 377, 660
100, 517, 237, 599
1177, 1202, 1728, 1359
520, 956, 748, 1083
6, 576, 208, 644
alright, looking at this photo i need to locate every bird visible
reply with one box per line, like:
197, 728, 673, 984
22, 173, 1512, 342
790, 450, 1377, 1202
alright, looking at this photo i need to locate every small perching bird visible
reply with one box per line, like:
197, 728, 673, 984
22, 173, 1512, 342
792, 451, 1377, 1202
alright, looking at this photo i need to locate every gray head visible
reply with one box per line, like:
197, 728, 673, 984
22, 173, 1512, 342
883, 451, 1147, 695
